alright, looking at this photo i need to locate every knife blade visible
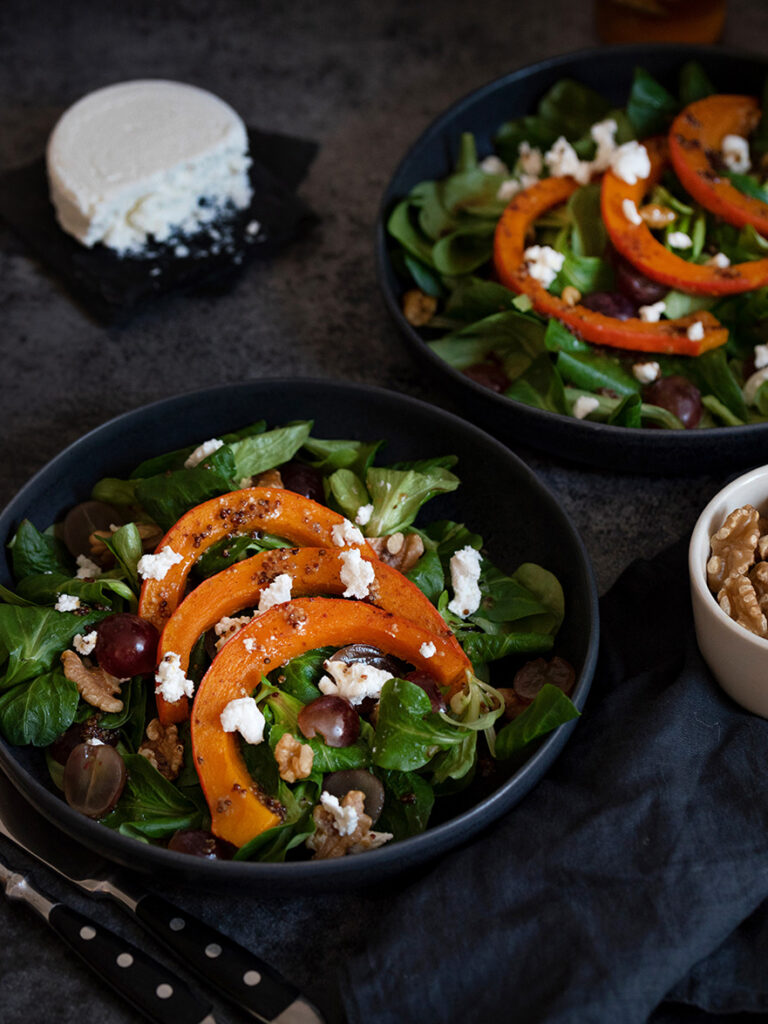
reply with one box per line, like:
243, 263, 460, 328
0, 773, 323, 1024
0, 854, 218, 1024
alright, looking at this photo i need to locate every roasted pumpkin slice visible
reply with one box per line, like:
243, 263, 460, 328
669, 94, 768, 235
191, 597, 470, 847
603, 134, 768, 295
156, 545, 468, 725
493, 172, 727, 355
138, 487, 375, 631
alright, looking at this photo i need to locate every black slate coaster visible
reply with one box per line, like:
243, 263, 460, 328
0, 128, 319, 323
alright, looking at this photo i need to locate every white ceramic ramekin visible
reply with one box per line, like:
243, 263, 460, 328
689, 465, 768, 718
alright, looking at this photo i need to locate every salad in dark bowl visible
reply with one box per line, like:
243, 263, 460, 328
378, 45, 768, 474
0, 380, 597, 891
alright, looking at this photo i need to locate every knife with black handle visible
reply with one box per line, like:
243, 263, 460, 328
0, 776, 323, 1024
0, 856, 218, 1024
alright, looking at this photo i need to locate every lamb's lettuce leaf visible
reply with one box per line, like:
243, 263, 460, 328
0, 668, 79, 746
8, 520, 73, 581
495, 684, 580, 760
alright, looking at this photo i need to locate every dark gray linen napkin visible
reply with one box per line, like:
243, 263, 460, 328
343, 540, 768, 1023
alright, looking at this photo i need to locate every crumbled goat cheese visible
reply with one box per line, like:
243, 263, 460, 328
214, 614, 252, 651
754, 344, 768, 369
339, 548, 375, 600
73, 630, 98, 656
518, 141, 543, 178
331, 520, 365, 547
243, 638, 258, 653
687, 320, 705, 342
448, 546, 483, 619
154, 652, 194, 703
743, 367, 768, 405
319, 791, 360, 836
523, 245, 565, 289
639, 300, 666, 322
480, 154, 508, 176
55, 594, 81, 612
622, 198, 643, 226
319, 660, 393, 705
257, 573, 293, 613
589, 118, 618, 172
137, 545, 183, 581
246, 219, 261, 236
420, 641, 436, 659
706, 252, 731, 268
184, 437, 224, 469
496, 179, 521, 202
722, 134, 751, 173
632, 361, 661, 384
220, 697, 265, 745
75, 554, 102, 579
668, 231, 693, 250
86, 737, 105, 746
544, 136, 591, 185
355, 503, 373, 526
610, 140, 651, 184
572, 395, 601, 420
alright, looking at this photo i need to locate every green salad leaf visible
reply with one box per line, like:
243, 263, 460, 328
0, 669, 79, 746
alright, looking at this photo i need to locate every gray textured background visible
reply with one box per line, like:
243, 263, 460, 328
0, 1, 765, 1021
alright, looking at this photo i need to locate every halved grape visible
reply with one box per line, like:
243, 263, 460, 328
63, 743, 126, 818
298, 695, 359, 747
62, 500, 123, 558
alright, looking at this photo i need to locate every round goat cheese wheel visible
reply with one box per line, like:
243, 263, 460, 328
46, 79, 253, 256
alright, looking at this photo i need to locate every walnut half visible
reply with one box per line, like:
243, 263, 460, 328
274, 733, 314, 783
138, 718, 184, 780
707, 505, 760, 593
61, 650, 124, 713
367, 532, 425, 574
306, 790, 392, 859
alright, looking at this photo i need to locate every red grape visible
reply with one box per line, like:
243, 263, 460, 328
63, 743, 126, 818
298, 695, 359, 747
322, 770, 385, 823
95, 614, 159, 677
280, 462, 325, 503
644, 375, 703, 429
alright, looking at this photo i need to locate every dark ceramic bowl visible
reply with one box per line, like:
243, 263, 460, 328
377, 44, 768, 476
0, 379, 598, 892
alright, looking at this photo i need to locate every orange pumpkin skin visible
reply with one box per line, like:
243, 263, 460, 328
138, 487, 376, 632
191, 597, 470, 848
603, 135, 768, 295
155, 545, 468, 725
669, 94, 768, 236
492, 171, 728, 355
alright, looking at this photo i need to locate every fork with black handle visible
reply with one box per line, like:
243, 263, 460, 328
0, 772, 324, 1024
0, 853, 219, 1024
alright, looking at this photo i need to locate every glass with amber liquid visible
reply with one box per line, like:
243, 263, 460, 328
595, 0, 727, 44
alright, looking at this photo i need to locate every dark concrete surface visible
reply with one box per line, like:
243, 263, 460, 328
1, 1, 766, 1022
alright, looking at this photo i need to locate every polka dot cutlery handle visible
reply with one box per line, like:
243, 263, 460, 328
1, 863, 216, 1024
48, 903, 217, 1024
135, 893, 324, 1023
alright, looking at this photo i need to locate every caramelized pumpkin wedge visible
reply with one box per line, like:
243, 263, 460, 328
493, 172, 727, 355
669, 94, 768, 235
191, 597, 470, 847
603, 135, 768, 294
156, 545, 468, 725
138, 487, 375, 631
